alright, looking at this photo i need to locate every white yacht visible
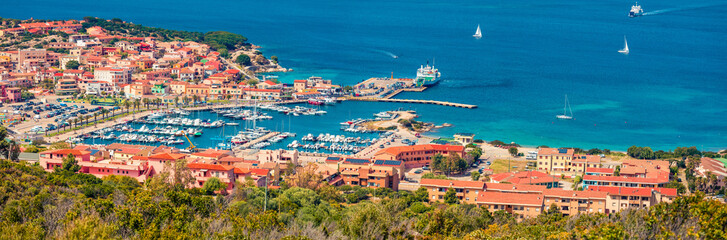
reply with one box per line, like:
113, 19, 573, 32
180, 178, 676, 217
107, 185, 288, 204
556, 94, 574, 120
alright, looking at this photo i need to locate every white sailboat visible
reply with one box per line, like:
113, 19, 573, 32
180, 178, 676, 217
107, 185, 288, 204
473, 24, 482, 39
619, 36, 629, 54
556, 94, 574, 120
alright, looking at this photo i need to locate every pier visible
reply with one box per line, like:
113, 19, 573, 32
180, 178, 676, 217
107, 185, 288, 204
237, 131, 280, 149
381, 87, 427, 99
345, 97, 477, 109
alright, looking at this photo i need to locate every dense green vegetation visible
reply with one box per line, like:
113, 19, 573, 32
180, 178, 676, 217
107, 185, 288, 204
235, 54, 251, 66
1, 159, 727, 239
65, 60, 79, 70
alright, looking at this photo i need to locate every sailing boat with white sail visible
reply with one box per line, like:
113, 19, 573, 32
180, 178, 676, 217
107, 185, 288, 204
619, 36, 629, 54
473, 24, 482, 39
556, 95, 574, 120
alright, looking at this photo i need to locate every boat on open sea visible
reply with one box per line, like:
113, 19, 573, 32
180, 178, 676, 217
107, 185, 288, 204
556, 94, 574, 120
619, 36, 630, 55
473, 24, 482, 39
629, 2, 644, 17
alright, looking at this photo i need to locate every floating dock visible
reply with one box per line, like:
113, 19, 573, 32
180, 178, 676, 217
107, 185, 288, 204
238, 131, 280, 149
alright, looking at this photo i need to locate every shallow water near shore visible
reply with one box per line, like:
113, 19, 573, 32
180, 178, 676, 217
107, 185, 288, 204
6, 0, 727, 151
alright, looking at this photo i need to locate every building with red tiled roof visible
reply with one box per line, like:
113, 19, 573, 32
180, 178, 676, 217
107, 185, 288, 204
588, 186, 678, 213
586, 167, 615, 176
374, 144, 465, 169
243, 88, 282, 99
541, 189, 609, 215
420, 179, 485, 204
339, 163, 400, 191
483, 183, 547, 194
582, 172, 670, 190
535, 148, 601, 176
489, 171, 559, 188
189, 149, 233, 163
476, 192, 545, 219
39, 149, 92, 171
188, 163, 235, 190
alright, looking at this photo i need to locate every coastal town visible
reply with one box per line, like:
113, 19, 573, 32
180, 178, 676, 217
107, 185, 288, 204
0, 16, 726, 239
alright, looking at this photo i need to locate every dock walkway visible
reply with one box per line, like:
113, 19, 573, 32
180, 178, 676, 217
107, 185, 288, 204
238, 131, 280, 149
345, 97, 477, 109
381, 87, 427, 99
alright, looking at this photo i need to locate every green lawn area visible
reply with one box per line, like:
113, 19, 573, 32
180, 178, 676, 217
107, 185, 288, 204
716, 158, 727, 168
488, 159, 530, 174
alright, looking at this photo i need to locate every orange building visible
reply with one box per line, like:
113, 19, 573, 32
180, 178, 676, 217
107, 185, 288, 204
339, 158, 400, 191
542, 189, 608, 215
420, 179, 485, 204
476, 192, 545, 220
374, 144, 465, 168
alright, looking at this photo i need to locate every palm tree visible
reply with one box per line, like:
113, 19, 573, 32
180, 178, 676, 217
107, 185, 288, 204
93, 112, 100, 126
174, 96, 179, 107
123, 100, 131, 113
182, 96, 189, 106
134, 99, 140, 112
192, 95, 199, 106
143, 98, 149, 109
156, 99, 163, 109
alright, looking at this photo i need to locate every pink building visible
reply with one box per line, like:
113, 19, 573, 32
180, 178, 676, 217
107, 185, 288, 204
82, 159, 151, 182
5, 87, 21, 102
188, 163, 236, 190
39, 149, 92, 171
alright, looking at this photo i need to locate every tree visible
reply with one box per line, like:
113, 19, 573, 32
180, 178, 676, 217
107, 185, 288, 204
236, 54, 251, 66
202, 177, 226, 194
286, 163, 324, 190
444, 188, 459, 204
508, 147, 518, 156
270, 55, 278, 63
65, 60, 80, 70
471, 171, 481, 181
422, 172, 449, 180
614, 165, 620, 176
61, 153, 81, 172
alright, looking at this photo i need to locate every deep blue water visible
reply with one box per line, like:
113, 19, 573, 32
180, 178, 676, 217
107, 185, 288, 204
4, 0, 726, 151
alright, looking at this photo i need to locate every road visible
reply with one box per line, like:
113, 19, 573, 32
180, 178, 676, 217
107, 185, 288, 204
220, 56, 258, 81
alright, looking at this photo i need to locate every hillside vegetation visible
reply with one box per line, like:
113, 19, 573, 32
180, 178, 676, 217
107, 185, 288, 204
0, 159, 726, 239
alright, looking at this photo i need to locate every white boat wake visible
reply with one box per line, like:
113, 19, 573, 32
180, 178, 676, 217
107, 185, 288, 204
372, 49, 398, 59
642, 3, 727, 16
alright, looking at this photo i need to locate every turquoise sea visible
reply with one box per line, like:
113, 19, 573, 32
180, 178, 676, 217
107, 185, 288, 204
4, 0, 726, 151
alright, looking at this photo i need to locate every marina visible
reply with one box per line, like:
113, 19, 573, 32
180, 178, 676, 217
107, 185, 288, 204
78, 102, 402, 154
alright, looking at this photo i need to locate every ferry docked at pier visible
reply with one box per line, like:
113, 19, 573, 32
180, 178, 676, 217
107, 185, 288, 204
414, 63, 441, 87
629, 2, 644, 17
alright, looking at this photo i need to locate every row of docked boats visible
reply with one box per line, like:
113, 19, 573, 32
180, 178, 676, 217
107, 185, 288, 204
286, 140, 367, 153
307, 98, 337, 106
300, 133, 377, 144
135, 117, 225, 128
215, 108, 273, 120
256, 104, 327, 116
115, 133, 186, 145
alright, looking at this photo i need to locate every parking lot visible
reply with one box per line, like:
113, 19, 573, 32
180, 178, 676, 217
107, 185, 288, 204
2, 96, 117, 138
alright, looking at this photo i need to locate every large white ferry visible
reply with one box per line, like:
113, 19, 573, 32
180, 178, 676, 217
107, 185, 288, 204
629, 2, 644, 17
414, 63, 441, 87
